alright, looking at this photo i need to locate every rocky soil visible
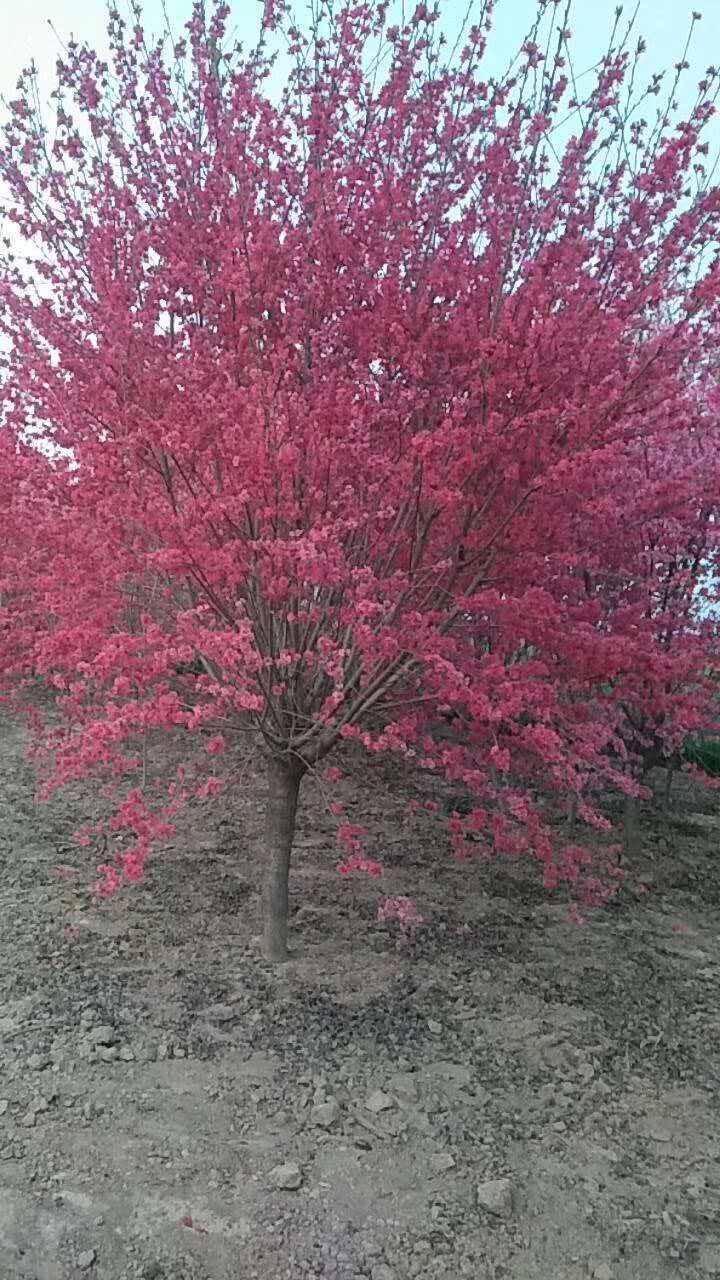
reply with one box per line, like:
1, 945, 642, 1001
1, 707, 719, 1279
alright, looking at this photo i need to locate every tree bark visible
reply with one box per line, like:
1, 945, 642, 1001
662, 761, 675, 816
262, 754, 303, 962
623, 789, 641, 859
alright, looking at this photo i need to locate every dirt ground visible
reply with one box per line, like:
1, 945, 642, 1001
1, 707, 719, 1280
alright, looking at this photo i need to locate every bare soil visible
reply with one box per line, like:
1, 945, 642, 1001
1, 708, 719, 1280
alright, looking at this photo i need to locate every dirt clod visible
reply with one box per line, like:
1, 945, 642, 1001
476, 1176, 514, 1218
366, 1089, 396, 1114
268, 1160, 303, 1190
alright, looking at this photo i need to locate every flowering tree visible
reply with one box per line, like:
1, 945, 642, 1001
1, 1, 719, 958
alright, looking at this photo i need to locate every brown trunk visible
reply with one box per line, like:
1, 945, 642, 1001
262, 755, 303, 963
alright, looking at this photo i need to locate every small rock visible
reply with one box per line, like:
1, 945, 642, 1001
97, 1046, 118, 1063
0, 1100, 8, 1117
118, 1046, 135, 1062
88, 1025, 117, 1047
429, 1152, 456, 1173
591, 1265, 614, 1280
553, 1120, 567, 1133
641, 1121, 672, 1143
77, 1250, 96, 1270
366, 1090, 395, 1115
27, 1053, 50, 1071
476, 1176, 514, 1218
379, 1111, 405, 1137
427, 1019, 443, 1035
388, 1072, 420, 1104
311, 1099, 341, 1130
204, 1003, 237, 1023
268, 1161, 303, 1191
371, 1266, 396, 1280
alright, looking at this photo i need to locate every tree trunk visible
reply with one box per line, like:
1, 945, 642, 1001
262, 755, 303, 963
567, 794, 578, 837
662, 762, 675, 816
623, 789, 641, 859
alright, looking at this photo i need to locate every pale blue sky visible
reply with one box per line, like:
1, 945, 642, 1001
2, 0, 719, 121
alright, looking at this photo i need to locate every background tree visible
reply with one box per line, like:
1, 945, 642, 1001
553, 421, 720, 852
1, 1, 719, 959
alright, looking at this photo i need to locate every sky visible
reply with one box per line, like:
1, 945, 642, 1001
2, 0, 719, 122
